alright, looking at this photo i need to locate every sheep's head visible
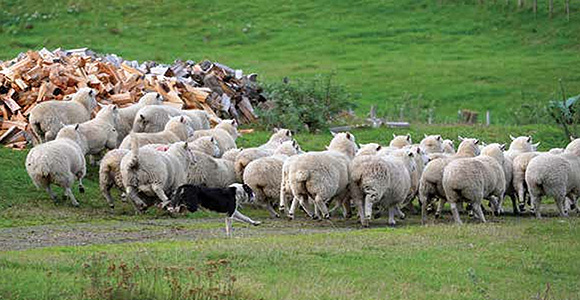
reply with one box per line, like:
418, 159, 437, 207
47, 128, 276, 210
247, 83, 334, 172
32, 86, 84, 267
269, 128, 293, 145
481, 143, 505, 165
420, 134, 444, 154
356, 143, 382, 156
274, 140, 301, 156
389, 134, 412, 149
165, 115, 191, 140
508, 135, 534, 152
457, 137, 481, 156
442, 139, 455, 154
105, 125, 118, 150
328, 132, 357, 159
139, 92, 164, 105
565, 138, 580, 156
56, 124, 88, 153
73, 87, 98, 112
133, 113, 149, 132
217, 119, 239, 139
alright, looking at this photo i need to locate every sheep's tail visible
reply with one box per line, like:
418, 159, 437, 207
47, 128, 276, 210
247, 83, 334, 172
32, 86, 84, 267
293, 170, 311, 195
128, 133, 140, 169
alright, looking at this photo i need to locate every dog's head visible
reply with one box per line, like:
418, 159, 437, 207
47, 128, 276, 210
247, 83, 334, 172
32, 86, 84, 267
167, 185, 198, 214
230, 183, 255, 204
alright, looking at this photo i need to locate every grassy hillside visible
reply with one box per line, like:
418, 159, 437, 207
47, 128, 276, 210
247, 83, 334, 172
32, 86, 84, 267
1, 0, 579, 123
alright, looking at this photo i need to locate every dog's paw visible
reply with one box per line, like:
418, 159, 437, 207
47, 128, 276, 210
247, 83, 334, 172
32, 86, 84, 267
252, 221, 261, 226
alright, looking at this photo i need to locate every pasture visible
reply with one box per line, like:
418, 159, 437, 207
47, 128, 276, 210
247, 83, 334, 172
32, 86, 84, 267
1, 0, 580, 299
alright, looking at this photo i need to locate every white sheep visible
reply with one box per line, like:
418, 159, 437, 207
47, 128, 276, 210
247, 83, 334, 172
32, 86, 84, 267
115, 92, 163, 146
283, 132, 358, 220
78, 104, 119, 156
442, 139, 455, 154
389, 134, 412, 149
132, 105, 210, 133
99, 148, 129, 209
234, 129, 293, 181
419, 137, 481, 224
503, 135, 538, 213
189, 119, 239, 156
419, 134, 444, 154
185, 150, 238, 188
25, 124, 88, 206
29, 88, 97, 143
350, 148, 416, 227
356, 143, 383, 156
222, 148, 243, 161
119, 116, 190, 149
243, 140, 302, 218
525, 139, 580, 218
188, 136, 221, 157
442, 143, 506, 224
120, 136, 193, 211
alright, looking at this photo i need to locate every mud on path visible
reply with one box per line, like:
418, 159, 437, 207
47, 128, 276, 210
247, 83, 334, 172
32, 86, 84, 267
0, 217, 362, 251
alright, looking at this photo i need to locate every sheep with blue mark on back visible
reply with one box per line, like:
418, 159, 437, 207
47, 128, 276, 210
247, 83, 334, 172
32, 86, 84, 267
115, 92, 164, 146
119, 115, 191, 149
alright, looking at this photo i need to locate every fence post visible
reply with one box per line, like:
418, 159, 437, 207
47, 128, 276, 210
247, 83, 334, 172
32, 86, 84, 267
486, 110, 490, 126
533, 0, 537, 16
549, 0, 553, 19
566, 0, 570, 21
518, 0, 524, 8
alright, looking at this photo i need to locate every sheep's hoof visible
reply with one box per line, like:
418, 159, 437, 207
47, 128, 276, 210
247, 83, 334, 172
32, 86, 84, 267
252, 221, 261, 226
311, 215, 320, 220
323, 214, 330, 220
79, 185, 85, 194
387, 222, 396, 227
287, 214, 294, 221
434, 212, 441, 219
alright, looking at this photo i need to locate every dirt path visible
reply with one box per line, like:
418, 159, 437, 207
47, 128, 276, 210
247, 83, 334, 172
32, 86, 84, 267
0, 217, 358, 251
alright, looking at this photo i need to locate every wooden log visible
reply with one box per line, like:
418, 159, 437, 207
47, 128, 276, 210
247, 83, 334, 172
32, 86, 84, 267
1, 96, 21, 113
0, 126, 17, 143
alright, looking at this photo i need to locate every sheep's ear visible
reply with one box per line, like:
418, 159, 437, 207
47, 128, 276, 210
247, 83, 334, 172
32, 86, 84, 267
408, 151, 414, 157
325, 146, 330, 150
458, 135, 464, 141
424, 134, 428, 138
183, 142, 188, 149
510, 135, 516, 141
570, 135, 575, 142
140, 114, 145, 120
527, 136, 532, 143
474, 139, 480, 145
273, 127, 279, 133
346, 132, 352, 140
436, 135, 442, 141
533, 142, 541, 148
112, 105, 118, 111
330, 131, 337, 137
232, 119, 238, 127
89, 89, 95, 97
210, 136, 216, 142
377, 145, 382, 151
407, 134, 411, 142
286, 130, 291, 137
392, 133, 396, 139
416, 147, 421, 154
293, 140, 298, 147
180, 116, 186, 123
500, 143, 506, 151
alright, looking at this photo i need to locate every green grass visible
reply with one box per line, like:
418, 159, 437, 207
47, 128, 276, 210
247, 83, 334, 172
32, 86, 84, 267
1, 0, 579, 123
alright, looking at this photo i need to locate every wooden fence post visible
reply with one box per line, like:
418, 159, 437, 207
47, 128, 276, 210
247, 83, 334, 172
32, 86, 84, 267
533, 0, 537, 16
549, 0, 553, 19
566, 0, 570, 21
486, 110, 490, 126
518, 0, 524, 8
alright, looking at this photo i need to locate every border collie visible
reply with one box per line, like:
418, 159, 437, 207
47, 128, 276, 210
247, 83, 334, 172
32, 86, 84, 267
165, 183, 261, 236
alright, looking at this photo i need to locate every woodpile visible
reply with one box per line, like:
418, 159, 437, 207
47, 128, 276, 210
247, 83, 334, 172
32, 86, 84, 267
0, 48, 266, 149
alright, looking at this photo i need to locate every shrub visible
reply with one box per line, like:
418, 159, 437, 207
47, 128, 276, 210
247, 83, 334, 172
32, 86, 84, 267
546, 80, 580, 139
256, 74, 356, 133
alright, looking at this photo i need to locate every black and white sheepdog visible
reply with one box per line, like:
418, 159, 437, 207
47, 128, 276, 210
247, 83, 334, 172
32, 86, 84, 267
166, 183, 261, 236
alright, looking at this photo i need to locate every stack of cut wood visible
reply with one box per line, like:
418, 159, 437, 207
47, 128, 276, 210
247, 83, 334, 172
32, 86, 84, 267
0, 48, 265, 149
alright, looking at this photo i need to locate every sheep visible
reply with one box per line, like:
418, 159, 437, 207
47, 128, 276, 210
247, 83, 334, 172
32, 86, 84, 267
442, 143, 506, 224
350, 148, 416, 227
503, 135, 538, 213
222, 148, 243, 161
419, 137, 481, 224
120, 136, 193, 211
189, 119, 239, 156
185, 150, 238, 188
29, 88, 97, 143
119, 116, 190, 149
512, 152, 540, 213
442, 139, 455, 154
77, 104, 119, 157
356, 143, 383, 156
99, 148, 129, 209
132, 105, 210, 133
243, 140, 302, 218
525, 139, 580, 219
419, 134, 444, 154
25, 124, 88, 206
115, 92, 163, 146
283, 132, 358, 220
234, 129, 293, 181
188, 136, 221, 157
389, 134, 412, 149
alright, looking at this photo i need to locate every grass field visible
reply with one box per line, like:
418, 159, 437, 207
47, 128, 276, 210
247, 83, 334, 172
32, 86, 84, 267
1, 0, 579, 122
1, 0, 580, 299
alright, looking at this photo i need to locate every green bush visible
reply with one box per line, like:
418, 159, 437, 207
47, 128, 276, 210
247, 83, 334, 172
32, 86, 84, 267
256, 74, 356, 133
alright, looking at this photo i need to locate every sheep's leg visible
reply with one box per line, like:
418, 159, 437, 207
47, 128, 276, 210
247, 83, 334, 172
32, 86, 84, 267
78, 178, 85, 194
472, 201, 486, 223
449, 202, 463, 225
394, 206, 406, 220
101, 182, 116, 209
530, 191, 542, 219
225, 217, 233, 237
555, 195, 568, 217
232, 210, 261, 226
315, 195, 330, 219
45, 185, 58, 203
152, 184, 169, 207
363, 194, 374, 226
299, 200, 315, 218
288, 196, 300, 220
126, 186, 147, 212
64, 187, 80, 207
420, 193, 430, 225
387, 206, 396, 227
435, 198, 446, 218
266, 202, 280, 218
